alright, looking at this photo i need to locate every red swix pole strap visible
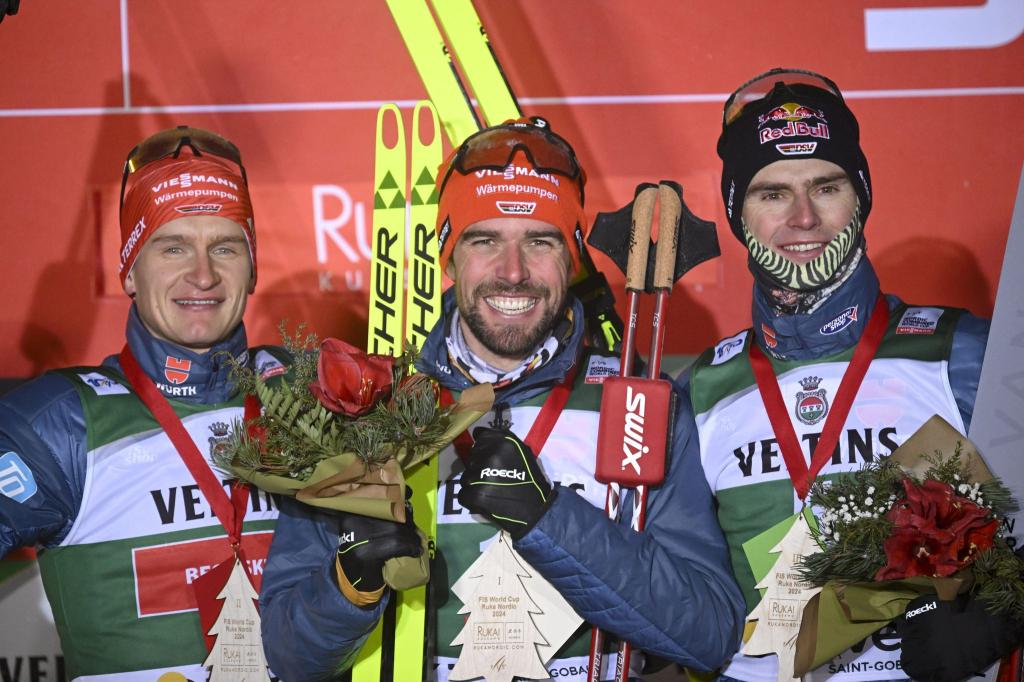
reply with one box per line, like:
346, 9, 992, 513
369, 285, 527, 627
119, 345, 258, 546
748, 292, 889, 500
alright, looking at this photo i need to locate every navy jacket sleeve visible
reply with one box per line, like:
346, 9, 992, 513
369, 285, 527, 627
0, 373, 86, 556
260, 495, 388, 681
948, 311, 989, 433
513, 384, 746, 671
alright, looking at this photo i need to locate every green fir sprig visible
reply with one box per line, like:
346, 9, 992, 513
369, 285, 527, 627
215, 324, 453, 479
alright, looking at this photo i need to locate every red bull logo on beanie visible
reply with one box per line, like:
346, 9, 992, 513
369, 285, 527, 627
758, 102, 830, 145
758, 103, 826, 127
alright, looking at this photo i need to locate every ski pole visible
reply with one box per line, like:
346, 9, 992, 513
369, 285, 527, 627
586, 184, 658, 682
612, 183, 682, 682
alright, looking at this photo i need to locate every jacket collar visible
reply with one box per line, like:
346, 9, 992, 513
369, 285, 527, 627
416, 289, 585, 407
116, 304, 249, 404
751, 258, 882, 360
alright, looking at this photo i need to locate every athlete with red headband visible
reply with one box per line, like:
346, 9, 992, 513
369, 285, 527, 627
259, 118, 745, 681
0, 127, 289, 679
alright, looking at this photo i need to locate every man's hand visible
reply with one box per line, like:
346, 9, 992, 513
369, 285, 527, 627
457, 427, 554, 539
336, 509, 422, 597
897, 592, 1024, 682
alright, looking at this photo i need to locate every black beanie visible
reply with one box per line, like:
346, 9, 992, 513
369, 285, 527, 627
717, 72, 872, 242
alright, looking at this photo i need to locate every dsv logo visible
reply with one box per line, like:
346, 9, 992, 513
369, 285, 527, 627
621, 386, 650, 474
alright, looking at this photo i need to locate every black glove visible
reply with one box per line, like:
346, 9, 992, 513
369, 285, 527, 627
336, 508, 422, 594
0, 0, 20, 23
897, 592, 1024, 682
457, 427, 554, 539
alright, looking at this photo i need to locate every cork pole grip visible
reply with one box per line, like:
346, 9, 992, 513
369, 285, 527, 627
625, 186, 657, 291
653, 183, 682, 290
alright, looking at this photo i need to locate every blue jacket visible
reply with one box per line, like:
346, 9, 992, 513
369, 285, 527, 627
0, 306, 254, 554
259, 292, 746, 680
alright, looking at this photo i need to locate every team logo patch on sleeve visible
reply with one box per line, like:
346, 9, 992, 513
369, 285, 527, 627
795, 376, 829, 425
897, 307, 943, 335
711, 331, 748, 366
78, 372, 131, 396
0, 452, 39, 503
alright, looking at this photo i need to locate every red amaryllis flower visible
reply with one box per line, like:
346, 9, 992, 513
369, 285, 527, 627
875, 478, 998, 580
246, 421, 269, 448
309, 338, 394, 417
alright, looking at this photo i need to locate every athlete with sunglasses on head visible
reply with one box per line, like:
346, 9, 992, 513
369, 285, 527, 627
679, 69, 1019, 682
0, 127, 290, 679
259, 118, 746, 681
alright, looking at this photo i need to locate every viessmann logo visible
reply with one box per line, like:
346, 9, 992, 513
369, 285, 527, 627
621, 386, 650, 474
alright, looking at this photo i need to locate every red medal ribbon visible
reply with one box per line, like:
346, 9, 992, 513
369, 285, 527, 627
119, 345, 259, 547
445, 362, 580, 462
748, 293, 889, 500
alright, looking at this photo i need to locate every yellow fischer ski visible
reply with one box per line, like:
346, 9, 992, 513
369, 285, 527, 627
355, 102, 444, 682
428, 0, 520, 126
393, 100, 443, 682
354, 103, 407, 682
384, 0, 480, 147
404, 101, 443, 351
367, 104, 407, 358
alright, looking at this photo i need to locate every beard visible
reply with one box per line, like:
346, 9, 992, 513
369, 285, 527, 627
456, 281, 567, 361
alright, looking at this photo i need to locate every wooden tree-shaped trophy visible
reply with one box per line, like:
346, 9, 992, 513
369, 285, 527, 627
450, 533, 551, 682
743, 514, 822, 682
203, 558, 271, 681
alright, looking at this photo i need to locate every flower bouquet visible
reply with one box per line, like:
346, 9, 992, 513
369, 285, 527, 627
215, 326, 492, 524
792, 415, 1024, 676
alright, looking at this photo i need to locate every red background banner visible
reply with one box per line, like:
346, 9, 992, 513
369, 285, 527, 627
0, 1, 1021, 378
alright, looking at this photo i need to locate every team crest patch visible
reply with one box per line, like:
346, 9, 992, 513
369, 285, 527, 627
208, 421, 233, 460
897, 307, 943, 335
820, 306, 859, 336
164, 356, 192, 385
78, 372, 130, 396
711, 331, 748, 366
795, 376, 829, 425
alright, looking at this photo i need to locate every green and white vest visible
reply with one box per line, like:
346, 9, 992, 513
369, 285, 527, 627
433, 352, 625, 682
39, 351, 286, 681
691, 304, 964, 682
